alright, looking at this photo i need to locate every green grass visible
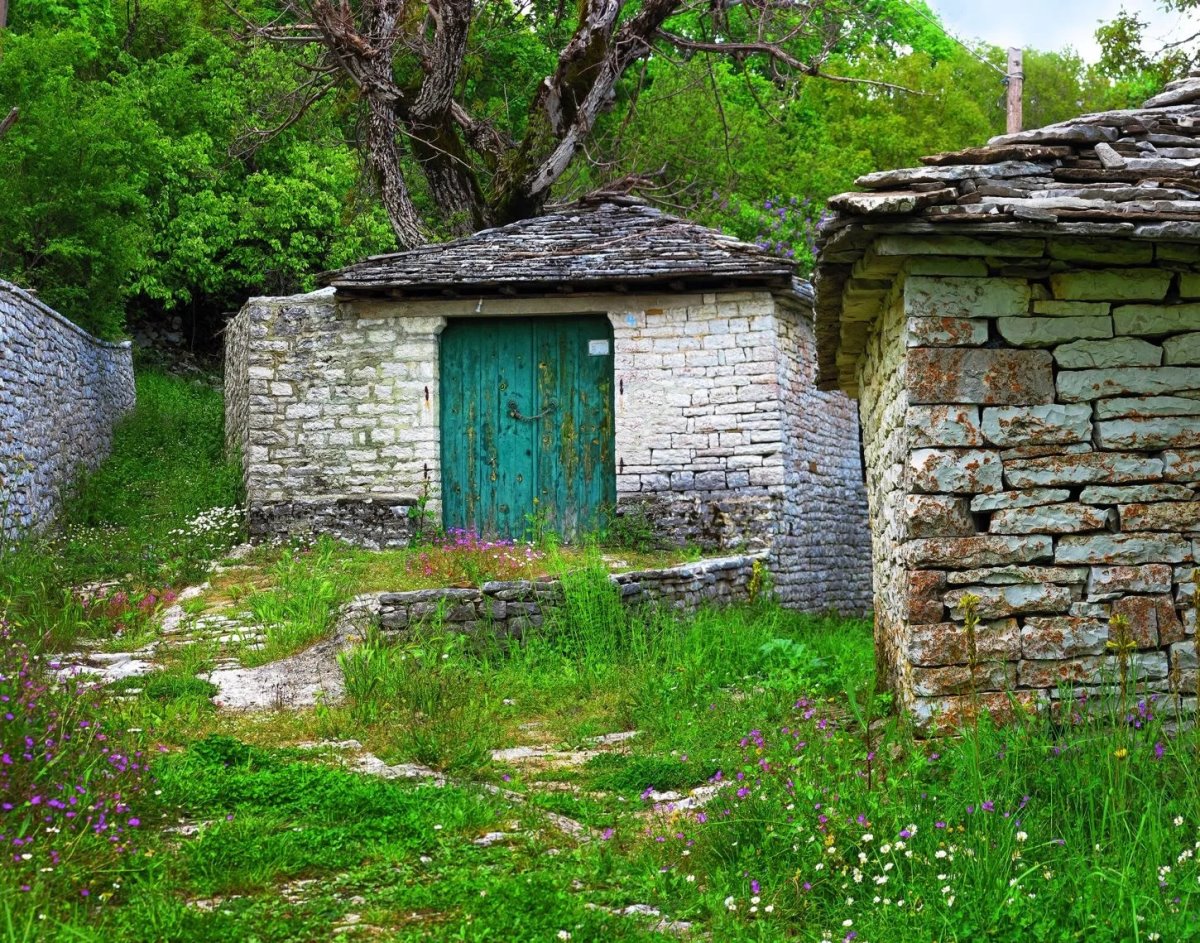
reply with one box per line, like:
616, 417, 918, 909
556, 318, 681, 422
3, 368, 1199, 941
0, 370, 243, 648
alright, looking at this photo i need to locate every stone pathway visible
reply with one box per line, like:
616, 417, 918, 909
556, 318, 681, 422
50, 581, 270, 687
59, 564, 703, 937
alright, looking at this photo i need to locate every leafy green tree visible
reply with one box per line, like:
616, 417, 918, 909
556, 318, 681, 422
1096, 0, 1199, 98
0, 0, 393, 336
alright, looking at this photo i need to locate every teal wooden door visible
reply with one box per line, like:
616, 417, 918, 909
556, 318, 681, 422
440, 316, 615, 540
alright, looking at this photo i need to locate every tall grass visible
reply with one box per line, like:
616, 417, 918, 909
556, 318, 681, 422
339, 622, 498, 773
645, 684, 1200, 943
242, 538, 357, 665
0, 370, 243, 648
336, 550, 873, 769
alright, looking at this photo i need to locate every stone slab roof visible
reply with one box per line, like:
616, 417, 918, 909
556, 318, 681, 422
812, 75, 1200, 387
322, 200, 798, 298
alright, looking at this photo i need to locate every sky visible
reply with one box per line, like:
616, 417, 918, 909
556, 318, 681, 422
928, 0, 1196, 62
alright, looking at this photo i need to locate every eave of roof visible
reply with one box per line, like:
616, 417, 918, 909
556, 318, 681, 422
811, 74, 1200, 388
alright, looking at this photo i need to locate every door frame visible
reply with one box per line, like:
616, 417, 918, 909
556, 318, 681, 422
437, 313, 616, 541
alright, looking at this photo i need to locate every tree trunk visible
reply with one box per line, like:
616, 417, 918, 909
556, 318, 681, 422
366, 99, 428, 248
407, 114, 490, 236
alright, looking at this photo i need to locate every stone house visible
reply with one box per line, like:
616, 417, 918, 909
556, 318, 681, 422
225, 201, 872, 613
813, 82, 1200, 730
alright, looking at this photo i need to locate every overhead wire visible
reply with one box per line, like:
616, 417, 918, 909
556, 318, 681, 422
886, 0, 1009, 78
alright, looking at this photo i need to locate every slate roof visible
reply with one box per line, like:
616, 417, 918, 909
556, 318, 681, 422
812, 75, 1200, 386
322, 200, 799, 297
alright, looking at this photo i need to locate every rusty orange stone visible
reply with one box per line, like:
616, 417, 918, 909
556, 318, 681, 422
1020, 616, 1108, 658
1112, 595, 1164, 648
907, 619, 1020, 666
1018, 656, 1105, 688
911, 691, 1042, 736
911, 662, 1017, 696
907, 348, 1054, 405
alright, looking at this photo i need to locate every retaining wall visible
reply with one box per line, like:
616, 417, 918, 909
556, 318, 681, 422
0, 280, 135, 539
339, 554, 766, 638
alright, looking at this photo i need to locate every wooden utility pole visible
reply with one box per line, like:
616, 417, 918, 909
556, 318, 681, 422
1006, 47, 1024, 134
0, 0, 8, 31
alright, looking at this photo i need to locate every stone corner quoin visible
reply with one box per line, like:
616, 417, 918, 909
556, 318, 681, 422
830, 245, 1200, 733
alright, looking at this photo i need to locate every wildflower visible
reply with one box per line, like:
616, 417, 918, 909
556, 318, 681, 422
1114, 748, 1128, 760
1174, 816, 1184, 827
725, 896, 737, 911
1016, 831, 1028, 843
557, 932, 572, 941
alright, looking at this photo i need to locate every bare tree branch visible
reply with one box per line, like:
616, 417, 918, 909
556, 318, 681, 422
656, 30, 923, 94
231, 72, 338, 158
228, 0, 905, 242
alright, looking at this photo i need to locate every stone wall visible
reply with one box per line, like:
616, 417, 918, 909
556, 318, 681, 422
224, 288, 439, 547
774, 299, 873, 613
340, 553, 765, 638
226, 288, 873, 612
223, 299, 250, 465
846, 238, 1199, 731
0, 280, 135, 539
856, 289, 911, 694
609, 290, 788, 552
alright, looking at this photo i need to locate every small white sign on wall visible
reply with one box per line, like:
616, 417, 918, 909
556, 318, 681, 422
588, 339, 610, 356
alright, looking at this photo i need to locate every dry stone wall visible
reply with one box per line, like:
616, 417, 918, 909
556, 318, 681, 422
224, 288, 438, 547
852, 237, 1199, 731
774, 300, 872, 614
856, 289, 911, 694
341, 554, 765, 639
0, 280, 134, 539
611, 290, 790, 553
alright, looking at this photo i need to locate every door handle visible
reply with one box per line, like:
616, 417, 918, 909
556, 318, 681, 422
507, 399, 557, 422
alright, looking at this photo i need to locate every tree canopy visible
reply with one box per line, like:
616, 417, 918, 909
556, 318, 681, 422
0, 0, 1183, 337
